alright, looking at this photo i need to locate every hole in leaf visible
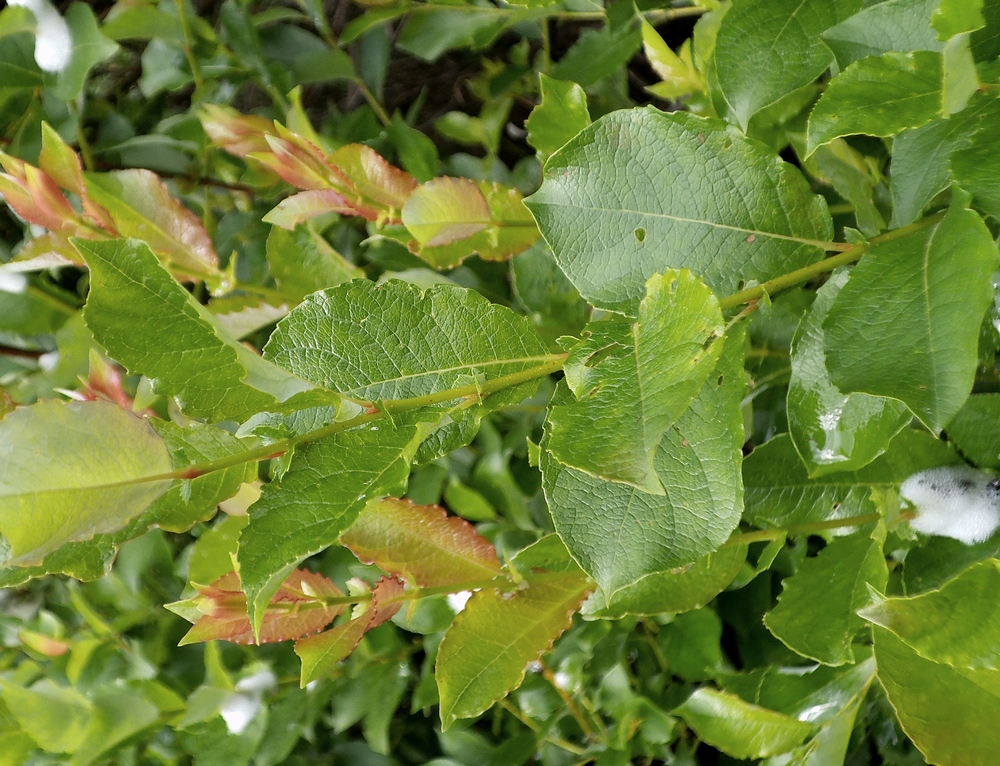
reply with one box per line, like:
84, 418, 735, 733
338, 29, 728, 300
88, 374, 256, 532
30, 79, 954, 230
717, 375, 724, 386
634, 228, 646, 242
584, 342, 626, 368
669, 279, 678, 293
736, 280, 746, 291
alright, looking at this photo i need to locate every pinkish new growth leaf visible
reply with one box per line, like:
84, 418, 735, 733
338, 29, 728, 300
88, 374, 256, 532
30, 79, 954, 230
341, 497, 502, 588
170, 569, 345, 646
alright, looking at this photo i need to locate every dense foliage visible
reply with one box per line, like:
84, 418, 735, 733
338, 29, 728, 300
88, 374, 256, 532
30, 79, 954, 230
1, 0, 999, 764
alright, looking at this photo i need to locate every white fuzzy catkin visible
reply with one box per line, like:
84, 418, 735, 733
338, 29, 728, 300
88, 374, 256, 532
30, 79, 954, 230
8, 0, 72, 74
900, 466, 1000, 545
219, 669, 276, 735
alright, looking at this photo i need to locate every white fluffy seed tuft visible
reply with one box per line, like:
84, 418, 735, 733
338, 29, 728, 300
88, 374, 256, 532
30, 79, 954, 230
900, 466, 1000, 545
8, 0, 72, 74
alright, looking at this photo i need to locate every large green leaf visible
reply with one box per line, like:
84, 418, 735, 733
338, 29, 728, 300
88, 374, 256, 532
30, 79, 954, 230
0, 420, 251, 587
674, 688, 815, 760
526, 108, 833, 315
548, 270, 724, 493
743, 430, 959, 528
874, 627, 1000, 766
824, 195, 999, 432
764, 527, 888, 665
76, 238, 337, 424
787, 269, 911, 476
889, 93, 1000, 225
805, 51, 943, 156
822, 0, 943, 67
542, 325, 745, 594
237, 417, 430, 634
0, 680, 92, 754
581, 544, 747, 619
861, 559, 1000, 671
0, 399, 171, 567
712, 0, 863, 129
264, 279, 549, 404
435, 566, 591, 729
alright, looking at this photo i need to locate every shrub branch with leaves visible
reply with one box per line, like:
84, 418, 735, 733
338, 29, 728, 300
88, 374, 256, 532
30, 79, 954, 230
1, 0, 999, 764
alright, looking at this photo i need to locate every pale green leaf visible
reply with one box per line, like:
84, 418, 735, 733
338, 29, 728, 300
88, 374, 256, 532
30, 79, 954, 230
824, 195, 999, 432
674, 688, 815, 760
76, 238, 337, 423
933, 0, 985, 40
764, 526, 888, 665
874, 626, 1000, 766
787, 269, 911, 476
264, 278, 549, 403
525, 74, 590, 161
806, 51, 943, 156
527, 109, 833, 315
436, 569, 591, 728
266, 224, 362, 302
581, 544, 747, 619
542, 325, 745, 594
69, 686, 160, 766
942, 33, 978, 116
0, 399, 171, 567
238, 418, 430, 635
49, 3, 118, 101
548, 270, 724, 493
743, 430, 960, 528
822, 0, 943, 67
713, 0, 863, 129
0, 680, 92, 754
641, 19, 701, 100
861, 559, 1000, 671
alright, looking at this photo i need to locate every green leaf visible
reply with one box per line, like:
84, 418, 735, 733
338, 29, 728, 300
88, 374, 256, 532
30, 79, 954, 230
49, 3, 118, 102
933, 0, 986, 40
83, 171, 221, 281
0, 399, 171, 567
787, 269, 911, 476
743, 430, 959, 528
861, 559, 1000, 671
265, 224, 362, 302
340, 497, 501, 587
237, 418, 429, 636
401, 179, 539, 268
945, 393, 1000, 469
0, 680, 92, 754
889, 93, 1000, 225
874, 626, 1000, 766
713, 0, 863, 129
550, 25, 641, 89
970, 0, 1000, 61
824, 195, 999, 432
805, 51, 943, 156
641, 19, 702, 100
951, 106, 1000, 219
764, 526, 888, 665
581, 544, 748, 619
264, 279, 549, 403
800, 139, 885, 236
525, 74, 590, 161
435, 569, 591, 728
941, 33, 979, 116
673, 688, 815, 760
549, 270, 724, 493
526, 108, 833, 315
69, 686, 160, 766
76, 238, 336, 424
542, 324, 745, 594
822, 0, 943, 67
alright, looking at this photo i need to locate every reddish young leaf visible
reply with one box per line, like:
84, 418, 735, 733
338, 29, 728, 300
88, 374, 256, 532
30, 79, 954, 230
263, 189, 371, 230
341, 498, 501, 588
295, 575, 405, 685
172, 569, 344, 646
200, 104, 275, 159
329, 144, 417, 213
251, 130, 345, 191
